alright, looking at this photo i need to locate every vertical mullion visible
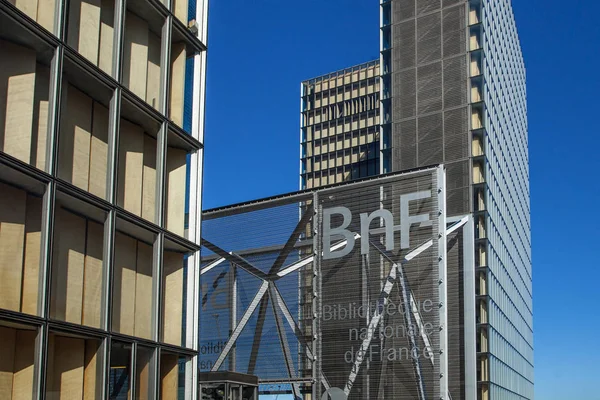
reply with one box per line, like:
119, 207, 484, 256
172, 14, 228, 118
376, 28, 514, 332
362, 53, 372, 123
131, 341, 138, 400
107, 88, 121, 205
153, 233, 164, 342
312, 191, 320, 400
113, 0, 127, 83
47, 46, 63, 177
36, 322, 49, 399
40, 181, 56, 320
103, 210, 116, 332
160, 16, 172, 118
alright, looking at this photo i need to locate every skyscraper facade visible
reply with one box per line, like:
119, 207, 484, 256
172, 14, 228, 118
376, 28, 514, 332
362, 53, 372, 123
299, 1, 533, 399
0, 0, 208, 396
380, 0, 532, 398
300, 60, 380, 189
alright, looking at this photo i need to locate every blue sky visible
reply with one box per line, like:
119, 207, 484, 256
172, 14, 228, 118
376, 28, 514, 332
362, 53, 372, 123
202, 1, 600, 399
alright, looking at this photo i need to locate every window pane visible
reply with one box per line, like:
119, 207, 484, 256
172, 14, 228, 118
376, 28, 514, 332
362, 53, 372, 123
117, 116, 158, 223
165, 132, 193, 238
50, 193, 107, 328
0, 180, 44, 316
57, 76, 111, 200
109, 341, 132, 400
47, 332, 103, 399
168, 29, 194, 132
162, 239, 192, 347
135, 346, 155, 400
160, 352, 186, 400
66, 0, 116, 76
122, 8, 163, 111
112, 220, 155, 340
0, 38, 52, 171
0, 322, 38, 398
5, 0, 57, 34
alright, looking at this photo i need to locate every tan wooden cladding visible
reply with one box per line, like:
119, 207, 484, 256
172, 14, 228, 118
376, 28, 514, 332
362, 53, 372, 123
123, 11, 162, 111
58, 84, 109, 199
0, 327, 36, 400
123, 11, 149, 100
165, 146, 186, 236
8, 0, 56, 32
160, 353, 179, 400
50, 206, 104, 328
47, 334, 102, 400
113, 232, 154, 340
162, 251, 184, 345
169, 42, 186, 127
118, 120, 157, 223
0, 183, 43, 315
136, 347, 154, 400
172, 0, 188, 24
0, 40, 49, 169
66, 0, 115, 75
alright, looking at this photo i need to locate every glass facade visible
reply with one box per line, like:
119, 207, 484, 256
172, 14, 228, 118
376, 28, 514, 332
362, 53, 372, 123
0, 0, 208, 395
200, 168, 476, 399
379, 0, 533, 398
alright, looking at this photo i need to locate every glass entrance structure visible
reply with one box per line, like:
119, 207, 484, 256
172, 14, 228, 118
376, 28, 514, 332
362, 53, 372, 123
201, 167, 477, 400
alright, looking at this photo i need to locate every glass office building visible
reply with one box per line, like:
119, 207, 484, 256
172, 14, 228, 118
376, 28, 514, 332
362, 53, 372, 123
380, 0, 532, 399
0, 0, 208, 395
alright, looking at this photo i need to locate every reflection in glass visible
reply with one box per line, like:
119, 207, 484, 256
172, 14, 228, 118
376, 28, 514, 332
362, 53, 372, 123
109, 341, 132, 400
201, 384, 225, 400
0, 182, 43, 316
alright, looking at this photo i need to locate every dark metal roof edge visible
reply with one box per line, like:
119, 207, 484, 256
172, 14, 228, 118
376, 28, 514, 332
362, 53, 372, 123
202, 164, 441, 216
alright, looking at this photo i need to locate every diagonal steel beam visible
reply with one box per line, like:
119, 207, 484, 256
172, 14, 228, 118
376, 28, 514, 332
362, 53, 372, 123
341, 219, 467, 397
343, 237, 434, 397
202, 239, 267, 280
270, 284, 332, 390
269, 285, 301, 399
200, 255, 227, 275
275, 234, 360, 279
268, 204, 314, 277
247, 295, 269, 375
211, 281, 269, 371
371, 240, 434, 364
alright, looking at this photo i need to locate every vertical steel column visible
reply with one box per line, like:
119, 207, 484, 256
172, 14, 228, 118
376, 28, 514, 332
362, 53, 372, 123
463, 216, 477, 400
228, 263, 237, 371
312, 191, 321, 400
437, 166, 449, 399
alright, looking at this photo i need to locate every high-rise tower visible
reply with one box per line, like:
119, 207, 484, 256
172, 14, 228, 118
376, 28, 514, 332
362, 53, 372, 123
379, 0, 532, 398
300, 60, 380, 189
0, 0, 208, 396
299, 1, 533, 399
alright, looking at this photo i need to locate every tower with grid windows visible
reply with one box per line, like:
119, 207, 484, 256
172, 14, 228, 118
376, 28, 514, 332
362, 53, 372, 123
300, 1, 533, 399
0, 0, 208, 396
